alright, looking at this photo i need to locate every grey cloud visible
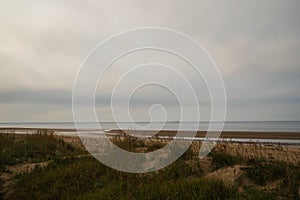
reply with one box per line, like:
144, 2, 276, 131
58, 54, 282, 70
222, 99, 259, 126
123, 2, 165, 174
0, 0, 300, 121
0, 89, 72, 105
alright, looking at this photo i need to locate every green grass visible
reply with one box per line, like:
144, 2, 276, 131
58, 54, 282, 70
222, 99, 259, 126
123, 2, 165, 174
10, 157, 237, 200
78, 176, 239, 200
246, 160, 300, 199
208, 146, 300, 200
246, 160, 288, 185
240, 186, 276, 200
208, 150, 244, 170
1, 133, 299, 200
0, 130, 85, 170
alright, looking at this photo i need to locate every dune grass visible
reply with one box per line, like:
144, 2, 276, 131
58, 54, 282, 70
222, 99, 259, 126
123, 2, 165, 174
10, 156, 238, 200
208, 150, 244, 170
1, 132, 299, 199
208, 144, 300, 199
0, 130, 85, 171
246, 160, 300, 199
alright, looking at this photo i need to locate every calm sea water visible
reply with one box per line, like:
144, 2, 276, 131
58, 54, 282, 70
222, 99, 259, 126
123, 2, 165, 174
1, 121, 300, 132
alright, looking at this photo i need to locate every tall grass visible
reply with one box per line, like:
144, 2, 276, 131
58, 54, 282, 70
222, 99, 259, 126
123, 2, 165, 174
209, 150, 244, 170
0, 130, 84, 170
1, 132, 299, 199
246, 160, 300, 199
208, 142, 300, 199
9, 157, 237, 200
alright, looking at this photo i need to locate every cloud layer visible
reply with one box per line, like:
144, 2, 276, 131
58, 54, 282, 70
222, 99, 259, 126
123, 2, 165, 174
0, 0, 300, 121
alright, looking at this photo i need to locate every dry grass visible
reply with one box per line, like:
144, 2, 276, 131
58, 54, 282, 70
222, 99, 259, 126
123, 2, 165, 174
1, 131, 299, 199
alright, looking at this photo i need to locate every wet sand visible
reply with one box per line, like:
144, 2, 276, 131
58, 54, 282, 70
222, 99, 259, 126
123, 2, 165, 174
108, 129, 300, 140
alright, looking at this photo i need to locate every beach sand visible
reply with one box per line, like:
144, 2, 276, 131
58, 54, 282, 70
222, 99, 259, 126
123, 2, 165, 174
1, 128, 299, 164
1, 127, 300, 140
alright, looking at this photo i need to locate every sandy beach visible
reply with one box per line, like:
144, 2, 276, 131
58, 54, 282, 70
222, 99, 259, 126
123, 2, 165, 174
1, 128, 299, 164
1, 127, 299, 140
108, 129, 300, 140
1, 128, 300, 199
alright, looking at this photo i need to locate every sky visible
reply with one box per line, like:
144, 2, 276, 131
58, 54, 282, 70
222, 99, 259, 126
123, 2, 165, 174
0, 0, 300, 122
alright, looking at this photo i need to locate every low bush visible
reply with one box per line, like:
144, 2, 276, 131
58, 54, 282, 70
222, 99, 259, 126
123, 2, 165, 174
208, 150, 244, 170
0, 131, 84, 169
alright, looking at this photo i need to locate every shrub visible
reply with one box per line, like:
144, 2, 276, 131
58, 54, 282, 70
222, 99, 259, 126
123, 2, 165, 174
209, 150, 244, 170
246, 161, 287, 185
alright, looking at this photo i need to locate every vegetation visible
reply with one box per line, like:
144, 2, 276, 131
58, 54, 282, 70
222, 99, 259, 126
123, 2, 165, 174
0, 130, 84, 171
209, 150, 244, 170
10, 157, 237, 200
208, 144, 300, 200
246, 161, 300, 199
0, 132, 299, 199
239, 186, 276, 200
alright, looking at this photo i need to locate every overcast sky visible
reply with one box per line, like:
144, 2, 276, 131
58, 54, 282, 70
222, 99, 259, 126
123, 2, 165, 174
1, 0, 300, 122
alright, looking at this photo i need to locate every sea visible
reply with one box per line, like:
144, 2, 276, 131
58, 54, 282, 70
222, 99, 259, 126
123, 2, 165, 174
1, 121, 300, 146
0, 121, 300, 132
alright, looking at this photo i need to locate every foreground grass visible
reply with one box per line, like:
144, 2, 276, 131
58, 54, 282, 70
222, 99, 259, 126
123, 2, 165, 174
208, 149, 300, 199
1, 132, 299, 199
0, 130, 85, 171
11, 157, 238, 200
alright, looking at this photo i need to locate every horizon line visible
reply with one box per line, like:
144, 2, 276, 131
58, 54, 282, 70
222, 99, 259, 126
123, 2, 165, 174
1, 120, 300, 124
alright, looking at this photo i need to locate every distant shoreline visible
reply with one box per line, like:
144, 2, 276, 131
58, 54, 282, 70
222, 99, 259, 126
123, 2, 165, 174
1, 121, 300, 133
1, 127, 300, 140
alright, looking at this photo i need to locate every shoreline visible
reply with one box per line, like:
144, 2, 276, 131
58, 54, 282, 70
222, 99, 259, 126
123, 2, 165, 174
1, 129, 299, 164
1, 130, 299, 199
1, 127, 300, 140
